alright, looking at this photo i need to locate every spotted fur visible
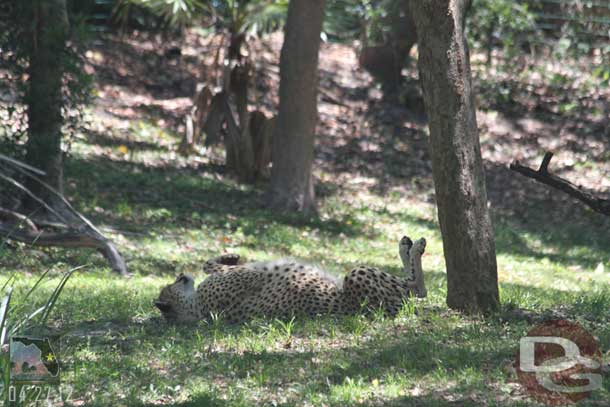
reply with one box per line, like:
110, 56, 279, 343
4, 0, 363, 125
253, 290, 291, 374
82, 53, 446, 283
155, 237, 427, 323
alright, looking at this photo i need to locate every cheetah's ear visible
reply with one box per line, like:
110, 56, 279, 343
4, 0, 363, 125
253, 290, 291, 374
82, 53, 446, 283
154, 300, 172, 313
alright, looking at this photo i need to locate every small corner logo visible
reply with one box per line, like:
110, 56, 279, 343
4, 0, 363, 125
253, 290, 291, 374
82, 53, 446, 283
516, 319, 602, 405
10, 336, 60, 385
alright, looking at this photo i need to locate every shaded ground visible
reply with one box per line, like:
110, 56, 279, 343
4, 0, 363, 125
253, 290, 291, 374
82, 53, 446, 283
77, 29, 610, 270
0, 29, 609, 406
85, 30, 610, 211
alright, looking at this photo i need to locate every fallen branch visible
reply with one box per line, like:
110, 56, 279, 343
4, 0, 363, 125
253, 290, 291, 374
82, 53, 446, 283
0, 207, 39, 232
0, 155, 128, 276
0, 153, 45, 176
0, 224, 126, 275
0, 172, 68, 224
510, 152, 610, 216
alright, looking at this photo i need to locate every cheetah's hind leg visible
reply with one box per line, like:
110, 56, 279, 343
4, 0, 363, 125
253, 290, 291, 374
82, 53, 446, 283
399, 236, 414, 280
404, 237, 427, 298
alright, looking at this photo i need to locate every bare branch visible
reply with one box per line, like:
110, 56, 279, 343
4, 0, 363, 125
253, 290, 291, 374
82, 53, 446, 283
0, 155, 128, 275
510, 152, 610, 217
0, 153, 46, 176
3, 160, 103, 233
0, 208, 39, 232
0, 172, 68, 224
539, 151, 553, 174
0, 224, 128, 276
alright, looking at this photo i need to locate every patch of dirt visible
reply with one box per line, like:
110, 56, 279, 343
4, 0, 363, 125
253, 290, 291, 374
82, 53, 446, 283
83, 29, 609, 228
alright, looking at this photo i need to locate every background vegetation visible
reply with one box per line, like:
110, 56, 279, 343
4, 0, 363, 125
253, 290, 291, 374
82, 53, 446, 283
0, 0, 608, 405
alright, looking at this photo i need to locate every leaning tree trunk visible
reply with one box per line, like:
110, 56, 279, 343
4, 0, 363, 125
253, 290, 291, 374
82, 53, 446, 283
409, 0, 499, 313
22, 0, 69, 210
266, 0, 325, 213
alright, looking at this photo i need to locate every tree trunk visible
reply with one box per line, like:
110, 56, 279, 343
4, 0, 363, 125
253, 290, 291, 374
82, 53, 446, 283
359, 0, 417, 96
22, 0, 69, 211
409, 0, 499, 313
250, 111, 275, 176
266, 0, 325, 213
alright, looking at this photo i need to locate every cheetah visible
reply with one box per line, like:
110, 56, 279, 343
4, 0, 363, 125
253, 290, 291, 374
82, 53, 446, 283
154, 236, 427, 323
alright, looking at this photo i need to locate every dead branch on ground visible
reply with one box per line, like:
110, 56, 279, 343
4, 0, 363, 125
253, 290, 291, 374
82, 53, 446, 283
0, 154, 128, 275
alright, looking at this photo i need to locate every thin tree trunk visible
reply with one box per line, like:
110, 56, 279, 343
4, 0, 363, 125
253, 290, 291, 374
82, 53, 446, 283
409, 0, 499, 313
266, 0, 325, 214
23, 0, 69, 210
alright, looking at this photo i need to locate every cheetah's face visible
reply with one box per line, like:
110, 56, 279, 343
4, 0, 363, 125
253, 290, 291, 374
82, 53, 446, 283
155, 274, 196, 321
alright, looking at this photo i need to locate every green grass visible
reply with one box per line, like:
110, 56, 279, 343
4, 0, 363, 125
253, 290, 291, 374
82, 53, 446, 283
1, 121, 609, 406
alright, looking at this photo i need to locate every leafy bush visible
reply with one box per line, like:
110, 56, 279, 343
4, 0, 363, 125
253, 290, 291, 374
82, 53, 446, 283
469, 0, 539, 62
115, 0, 288, 36
324, 0, 402, 44
469, 0, 610, 75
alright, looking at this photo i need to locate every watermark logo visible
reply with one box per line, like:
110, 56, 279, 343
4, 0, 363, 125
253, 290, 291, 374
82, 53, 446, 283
0, 336, 73, 404
10, 336, 59, 385
516, 319, 602, 405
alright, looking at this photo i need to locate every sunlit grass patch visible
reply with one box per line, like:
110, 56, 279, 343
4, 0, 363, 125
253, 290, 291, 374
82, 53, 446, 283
2, 105, 610, 406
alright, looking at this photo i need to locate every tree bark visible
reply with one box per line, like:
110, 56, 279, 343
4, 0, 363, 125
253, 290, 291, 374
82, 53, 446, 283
266, 0, 325, 214
22, 0, 69, 210
409, 0, 499, 313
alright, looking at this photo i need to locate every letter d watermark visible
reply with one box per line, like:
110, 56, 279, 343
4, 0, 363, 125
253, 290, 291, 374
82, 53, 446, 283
516, 319, 603, 405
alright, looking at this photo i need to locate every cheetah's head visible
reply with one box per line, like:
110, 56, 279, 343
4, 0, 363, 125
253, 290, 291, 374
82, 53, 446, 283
155, 274, 198, 322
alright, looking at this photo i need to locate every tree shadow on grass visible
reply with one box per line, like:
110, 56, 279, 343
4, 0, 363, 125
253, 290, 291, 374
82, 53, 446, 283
40, 152, 610, 277
84, 129, 170, 153
64, 155, 368, 239
14, 149, 609, 279
60, 276, 609, 406
154, 393, 229, 407
383, 209, 609, 272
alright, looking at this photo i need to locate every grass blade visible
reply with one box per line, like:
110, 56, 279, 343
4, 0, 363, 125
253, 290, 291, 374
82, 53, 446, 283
39, 265, 85, 326
9, 305, 47, 337
9, 267, 52, 318
0, 274, 16, 293
0, 288, 13, 346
